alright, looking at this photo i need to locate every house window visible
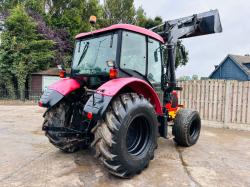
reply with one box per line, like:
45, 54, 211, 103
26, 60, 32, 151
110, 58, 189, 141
243, 63, 250, 70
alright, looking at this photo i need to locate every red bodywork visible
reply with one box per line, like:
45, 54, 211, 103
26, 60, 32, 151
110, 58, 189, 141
75, 24, 164, 43
96, 78, 163, 115
46, 77, 163, 115
49, 78, 80, 95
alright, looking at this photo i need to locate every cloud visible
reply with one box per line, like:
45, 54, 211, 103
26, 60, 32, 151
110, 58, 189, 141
134, 0, 250, 77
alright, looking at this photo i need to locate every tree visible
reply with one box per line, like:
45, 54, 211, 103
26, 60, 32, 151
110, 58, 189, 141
102, 0, 136, 25
45, 0, 102, 36
0, 0, 47, 13
175, 40, 189, 68
135, 6, 147, 27
27, 9, 72, 66
39, 0, 103, 66
192, 74, 199, 80
178, 76, 191, 81
136, 6, 162, 29
0, 6, 54, 99
24, 0, 45, 14
0, 0, 20, 11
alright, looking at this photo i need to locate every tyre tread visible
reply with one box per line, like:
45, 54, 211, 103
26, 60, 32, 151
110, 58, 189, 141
92, 93, 156, 178
173, 109, 201, 147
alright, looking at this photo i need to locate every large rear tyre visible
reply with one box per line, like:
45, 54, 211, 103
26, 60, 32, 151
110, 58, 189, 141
43, 102, 80, 153
172, 109, 201, 147
92, 93, 158, 178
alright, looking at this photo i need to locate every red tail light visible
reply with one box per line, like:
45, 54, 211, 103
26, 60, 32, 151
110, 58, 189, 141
165, 103, 171, 109
59, 70, 66, 78
109, 68, 118, 79
87, 112, 93, 120
38, 101, 43, 107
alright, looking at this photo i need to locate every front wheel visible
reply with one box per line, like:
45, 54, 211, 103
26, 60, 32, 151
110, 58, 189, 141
91, 93, 158, 178
172, 108, 201, 147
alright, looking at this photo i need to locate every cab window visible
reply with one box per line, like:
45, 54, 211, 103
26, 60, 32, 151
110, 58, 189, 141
147, 38, 162, 84
120, 31, 146, 75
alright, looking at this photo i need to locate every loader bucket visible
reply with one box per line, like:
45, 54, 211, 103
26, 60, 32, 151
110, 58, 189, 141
196, 9, 222, 35
168, 9, 222, 38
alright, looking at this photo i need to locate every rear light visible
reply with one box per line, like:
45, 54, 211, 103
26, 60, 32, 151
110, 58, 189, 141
87, 112, 93, 120
38, 101, 43, 107
165, 103, 171, 109
109, 68, 118, 79
59, 70, 66, 78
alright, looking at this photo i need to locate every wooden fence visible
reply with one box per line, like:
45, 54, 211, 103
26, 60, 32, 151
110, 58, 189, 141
177, 80, 250, 125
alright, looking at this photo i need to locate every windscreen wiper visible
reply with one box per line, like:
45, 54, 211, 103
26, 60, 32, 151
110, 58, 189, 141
77, 42, 89, 66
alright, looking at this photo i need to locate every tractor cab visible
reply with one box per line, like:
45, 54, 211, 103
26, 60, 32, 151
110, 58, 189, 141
71, 24, 164, 91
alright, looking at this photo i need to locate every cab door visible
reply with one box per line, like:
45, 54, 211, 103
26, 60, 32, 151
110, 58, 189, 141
147, 38, 163, 103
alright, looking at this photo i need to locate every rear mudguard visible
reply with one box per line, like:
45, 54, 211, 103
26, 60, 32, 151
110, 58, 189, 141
39, 78, 80, 108
84, 78, 163, 119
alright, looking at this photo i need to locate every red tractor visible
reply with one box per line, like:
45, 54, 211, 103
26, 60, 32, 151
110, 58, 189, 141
39, 10, 222, 178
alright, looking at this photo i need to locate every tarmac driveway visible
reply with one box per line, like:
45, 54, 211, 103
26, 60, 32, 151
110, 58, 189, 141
0, 105, 249, 187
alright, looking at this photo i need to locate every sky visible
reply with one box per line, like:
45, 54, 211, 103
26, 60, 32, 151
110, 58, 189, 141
134, 0, 250, 78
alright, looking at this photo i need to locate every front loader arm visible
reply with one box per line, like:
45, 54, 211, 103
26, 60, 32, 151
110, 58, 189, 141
151, 9, 222, 101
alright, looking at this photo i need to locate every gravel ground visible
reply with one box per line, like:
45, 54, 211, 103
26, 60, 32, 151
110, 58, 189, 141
0, 105, 249, 187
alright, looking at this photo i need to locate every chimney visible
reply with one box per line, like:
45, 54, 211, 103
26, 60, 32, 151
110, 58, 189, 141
214, 65, 218, 69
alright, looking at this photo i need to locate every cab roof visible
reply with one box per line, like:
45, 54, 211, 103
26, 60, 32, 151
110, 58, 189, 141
75, 24, 164, 43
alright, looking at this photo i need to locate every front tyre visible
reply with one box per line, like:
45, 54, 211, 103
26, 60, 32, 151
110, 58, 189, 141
92, 93, 158, 178
172, 109, 201, 147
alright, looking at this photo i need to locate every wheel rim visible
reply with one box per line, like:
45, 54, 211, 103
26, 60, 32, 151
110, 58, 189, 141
189, 118, 200, 138
126, 115, 151, 156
